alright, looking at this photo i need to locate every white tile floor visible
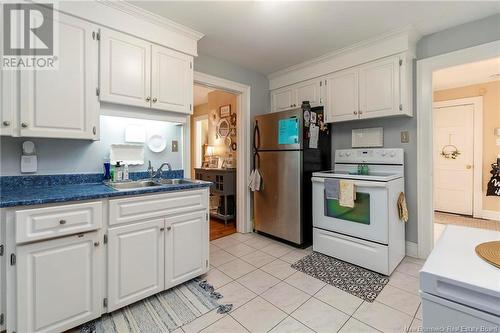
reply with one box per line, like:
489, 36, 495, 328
178, 232, 425, 333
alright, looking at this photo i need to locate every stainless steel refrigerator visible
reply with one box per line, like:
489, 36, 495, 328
253, 107, 331, 247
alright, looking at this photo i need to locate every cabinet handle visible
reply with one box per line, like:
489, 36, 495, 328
21, 122, 28, 128
145, 96, 151, 102
358, 110, 363, 115
353, 111, 358, 115
59, 219, 66, 225
92, 126, 96, 135
94, 241, 100, 247
160, 227, 165, 231
2, 121, 10, 126
152, 97, 158, 103
166, 226, 172, 231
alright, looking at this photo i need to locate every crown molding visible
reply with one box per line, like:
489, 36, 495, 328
98, 1, 204, 41
268, 26, 421, 88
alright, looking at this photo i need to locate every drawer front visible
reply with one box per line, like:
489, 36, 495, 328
109, 189, 208, 226
16, 201, 102, 243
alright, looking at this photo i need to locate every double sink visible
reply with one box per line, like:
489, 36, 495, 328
105, 178, 198, 191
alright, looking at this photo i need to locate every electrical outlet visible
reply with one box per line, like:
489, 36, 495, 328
172, 140, 178, 152
401, 131, 410, 143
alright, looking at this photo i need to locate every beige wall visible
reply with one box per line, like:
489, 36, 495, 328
191, 90, 238, 176
434, 80, 500, 212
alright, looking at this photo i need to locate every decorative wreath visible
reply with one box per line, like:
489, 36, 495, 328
441, 144, 461, 159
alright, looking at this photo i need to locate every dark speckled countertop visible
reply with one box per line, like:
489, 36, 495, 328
0, 171, 211, 208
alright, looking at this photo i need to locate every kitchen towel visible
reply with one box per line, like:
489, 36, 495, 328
397, 192, 409, 222
248, 169, 262, 192
324, 178, 339, 199
339, 180, 355, 208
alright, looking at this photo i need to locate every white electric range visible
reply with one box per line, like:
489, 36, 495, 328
311, 148, 406, 275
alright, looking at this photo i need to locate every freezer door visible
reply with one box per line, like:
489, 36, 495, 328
255, 109, 302, 150
254, 150, 302, 244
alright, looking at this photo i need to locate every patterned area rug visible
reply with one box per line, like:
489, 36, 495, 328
78, 279, 232, 333
291, 252, 389, 302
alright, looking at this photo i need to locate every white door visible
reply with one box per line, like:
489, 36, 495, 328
19, 13, 99, 139
272, 87, 296, 112
100, 29, 151, 108
433, 104, 474, 215
107, 218, 165, 311
296, 80, 321, 107
165, 211, 208, 289
16, 232, 102, 333
151, 45, 193, 113
325, 68, 359, 122
359, 57, 399, 119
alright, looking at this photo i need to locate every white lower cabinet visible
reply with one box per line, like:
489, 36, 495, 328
165, 211, 209, 289
16, 232, 102, 333
107, 218, 165, 311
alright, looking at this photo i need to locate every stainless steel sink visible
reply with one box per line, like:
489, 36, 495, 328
155, 178, 196, 185
105, 180, 161, 190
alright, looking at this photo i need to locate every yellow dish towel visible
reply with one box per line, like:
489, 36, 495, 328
398, 192, 409, 222
339, 180, 355, 208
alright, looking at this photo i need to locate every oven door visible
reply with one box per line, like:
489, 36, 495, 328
312, 177, 388, 244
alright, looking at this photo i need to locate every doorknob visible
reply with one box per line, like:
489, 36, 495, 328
152, 97, 158, 103
145, 96, 151, 102
466, 165, 472, 169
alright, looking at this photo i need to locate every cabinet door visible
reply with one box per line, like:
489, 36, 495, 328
100, 29, 151, 108
0, 220, 4, 332
151, 45, 193, 113
296, 80, 321, 107
19, 13, 99, 139
358, 56, 399, 119
165, 211, 208, 289
16, 232, 102, 333
325, 69, 359, 122
108, 219, 164, 311
0, 5, 17, 137
271, 87, 296, 112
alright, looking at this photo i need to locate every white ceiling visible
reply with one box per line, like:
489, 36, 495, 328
130, 1, 500, 75
193, 84, 215, 106
433, 57, 500, 91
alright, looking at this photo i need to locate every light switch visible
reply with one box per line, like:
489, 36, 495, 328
401, 131, 410, 143
172, 140, 178, 152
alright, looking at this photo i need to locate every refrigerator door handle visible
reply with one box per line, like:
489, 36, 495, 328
253, 120, 260, 150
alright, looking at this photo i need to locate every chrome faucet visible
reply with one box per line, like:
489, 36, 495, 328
148, 161, 172, 179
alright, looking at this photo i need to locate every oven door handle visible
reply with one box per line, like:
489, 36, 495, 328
311, 177, 387, 188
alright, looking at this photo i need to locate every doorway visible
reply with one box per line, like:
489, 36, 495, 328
417, 43, 500, 257
191, 81, 246, 240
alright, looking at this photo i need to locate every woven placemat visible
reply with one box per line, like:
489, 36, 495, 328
475, 241, 500, 268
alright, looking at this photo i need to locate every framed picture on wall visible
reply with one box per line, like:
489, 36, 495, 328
208, 156, 219, 168
219, 104, 231, 118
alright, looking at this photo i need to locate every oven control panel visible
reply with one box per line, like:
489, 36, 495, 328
335, 149, 404, 165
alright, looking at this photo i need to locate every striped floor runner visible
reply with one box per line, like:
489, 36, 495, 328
79, 279, 224, 333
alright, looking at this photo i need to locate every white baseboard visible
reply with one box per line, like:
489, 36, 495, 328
405, 241, 419, 258
481, 210, 500, 222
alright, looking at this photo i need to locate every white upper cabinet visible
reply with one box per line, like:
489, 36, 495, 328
1, 66, 16, 137
165, 211, 208, 289
271, 79, 323, 113
16, 232, 102, 333
358, 56, 399, 119
296, 79, 322, 107
272, 86, 296, 112
152, 45, 193, 113
19, 13, 99, 139
107, 218, 165, 311
325, 68, 359, 122
100, 29, 194, 114
100, 29, 151, 108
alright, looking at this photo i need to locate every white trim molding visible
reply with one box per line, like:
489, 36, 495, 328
416, 40, 500, 259
268, 27, 420, 90
433, 97, 483, 219
50, 1, 204, 56
481, 210, 500, 222
193, 71, 252, 234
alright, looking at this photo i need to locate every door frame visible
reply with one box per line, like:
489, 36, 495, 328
185, 71, 252, 233
192, 114, 209, 173
433, 97, 483, 218
416, 40, 500, 258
